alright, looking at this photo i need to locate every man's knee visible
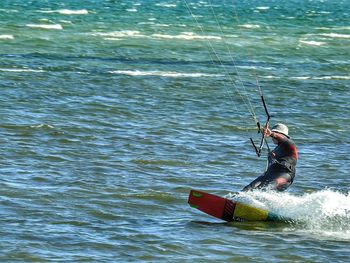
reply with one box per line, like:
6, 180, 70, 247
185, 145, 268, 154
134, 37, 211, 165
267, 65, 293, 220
274, 176, 291, 191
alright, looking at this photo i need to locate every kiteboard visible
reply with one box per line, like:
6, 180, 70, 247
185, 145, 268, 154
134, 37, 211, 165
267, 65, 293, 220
188, 189, 286, 222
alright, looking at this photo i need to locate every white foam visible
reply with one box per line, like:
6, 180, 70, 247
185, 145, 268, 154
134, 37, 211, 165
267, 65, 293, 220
39, 9, 89, 15
59, 20, 73, 24
235, 65, 257, 70
26, 24, 63, 30
155, 3, 177, 8
291, 75, 350, 80
109, 70, 223, 78
92, 30, 144, 38
236, 65, 275, 71
0, 34, 14, 40
261, 75, 280, 79
39, 18, 52, 22
137, 22, 156, 25
238, 24, 261, 29
0, 9, 18, 13
152, 32, 221, 40
330, 26, 350, 30
30, 124, 54, 129
256, 6, 270, 10
103, 38, 122, 41
229, 189, 350, 240
153, 24, 170, 27
0, 68, 45, 73
58, 9, 89, 15
319, 33, 350, 39
314, 76, 350, 80
291, 76, 311, 80
299, 40, 325, 46
92, 31, 221, 41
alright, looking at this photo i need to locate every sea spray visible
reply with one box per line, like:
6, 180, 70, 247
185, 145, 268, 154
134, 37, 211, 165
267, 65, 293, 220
227, 190, 350, 240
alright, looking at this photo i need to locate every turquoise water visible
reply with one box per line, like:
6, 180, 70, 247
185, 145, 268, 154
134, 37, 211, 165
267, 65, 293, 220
1, 0, 349, 262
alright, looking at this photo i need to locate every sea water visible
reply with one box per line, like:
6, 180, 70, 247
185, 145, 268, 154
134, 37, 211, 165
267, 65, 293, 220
0, 0, 349, 262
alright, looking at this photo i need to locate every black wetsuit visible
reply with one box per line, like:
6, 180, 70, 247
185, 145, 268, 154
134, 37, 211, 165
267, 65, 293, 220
242, 132, 298, 192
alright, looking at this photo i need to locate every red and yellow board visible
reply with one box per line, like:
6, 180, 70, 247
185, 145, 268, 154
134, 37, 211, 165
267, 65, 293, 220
188, 189, 284, 222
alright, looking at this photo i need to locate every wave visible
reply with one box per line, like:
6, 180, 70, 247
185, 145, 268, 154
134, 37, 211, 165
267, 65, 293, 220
109, 70, 223, 78
38, 9, 89, 15
130, 189, 179, 204
261, 75, 280, 79
91, 30, 221, 41
57, 9, 88, 15
256, 6, 270, 10
316, 26, 350, 30
238, 24, 261, 29
59, 20, 73, 24
291, 76, 350, 80
155, 3, 177, 8
91, 30, 144, 38
0, 8, 18, 13
0, 68, 45, 73
137, 22, 156, 26
291, 76, 311, 80
299, 40, 325, 46
152, 32, 221, 40
236, 65, 275, 70
30, 124, 54, 129
26, 24, 63, 30
319, 33, 350, 39
152, 24, 170, 27
314, 76, 350, 80
0, 35, 14, 40
227, 189, 350, 240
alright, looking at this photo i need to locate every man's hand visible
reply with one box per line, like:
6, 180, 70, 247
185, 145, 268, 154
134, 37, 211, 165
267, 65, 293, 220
262, 125, 272, 138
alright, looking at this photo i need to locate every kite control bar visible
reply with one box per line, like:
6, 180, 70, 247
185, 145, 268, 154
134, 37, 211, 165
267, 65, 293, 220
250, 95, 271, 157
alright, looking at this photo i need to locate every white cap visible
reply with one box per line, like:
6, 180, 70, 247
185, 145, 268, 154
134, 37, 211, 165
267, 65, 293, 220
271, 123, 289, 138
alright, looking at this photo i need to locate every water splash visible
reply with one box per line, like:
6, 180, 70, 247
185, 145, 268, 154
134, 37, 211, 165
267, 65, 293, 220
30, 124, 54, 129
227, 190, 350, 240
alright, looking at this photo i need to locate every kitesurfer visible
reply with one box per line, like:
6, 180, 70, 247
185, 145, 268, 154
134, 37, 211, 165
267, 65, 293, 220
242, 123, 298, 192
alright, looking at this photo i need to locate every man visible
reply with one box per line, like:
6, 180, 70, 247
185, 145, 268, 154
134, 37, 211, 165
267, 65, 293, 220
242, 123, 298, 192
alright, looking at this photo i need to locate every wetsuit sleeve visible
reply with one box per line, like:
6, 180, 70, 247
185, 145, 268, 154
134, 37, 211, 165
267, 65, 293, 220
271, 132, 298, 159
271, 132, 287, 142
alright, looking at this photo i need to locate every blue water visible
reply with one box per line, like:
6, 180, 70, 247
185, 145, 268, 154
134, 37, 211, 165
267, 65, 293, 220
1, 0, 349, 262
